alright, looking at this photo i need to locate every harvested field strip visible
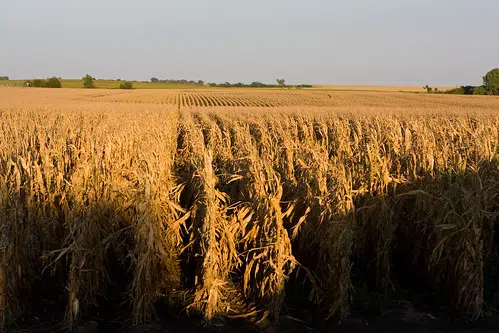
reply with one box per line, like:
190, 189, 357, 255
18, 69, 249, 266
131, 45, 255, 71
217, 95, 229, 107
192, 94, 202, 107
209, 94, 226, 107
190, 94, 198, 107
198, 93, 212, 107
187, 93, 195, 107
205, 95, 218, 107
177, 93, 182, 107
225, 95, 244, 107
183, 93, 190, 106
182, 93, 190, 107
194, 93, 212, 107
243, 97, 260, 107
213, 94, 228, 107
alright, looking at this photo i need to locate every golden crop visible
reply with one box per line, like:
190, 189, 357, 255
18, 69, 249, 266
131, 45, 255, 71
0, 87, 498, 329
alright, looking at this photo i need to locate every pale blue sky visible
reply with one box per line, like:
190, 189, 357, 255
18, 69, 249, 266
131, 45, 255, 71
1, 0, 498, 85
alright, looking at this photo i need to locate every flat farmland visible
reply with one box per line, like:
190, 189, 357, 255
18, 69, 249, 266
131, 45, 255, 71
1, 87, 499, 332
2, 87, 498, 111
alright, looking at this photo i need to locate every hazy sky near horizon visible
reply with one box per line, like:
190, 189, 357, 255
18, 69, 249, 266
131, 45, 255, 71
1, 0, 498, 86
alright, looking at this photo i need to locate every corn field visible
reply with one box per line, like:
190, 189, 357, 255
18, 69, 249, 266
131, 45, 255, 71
0, 87, 499, 329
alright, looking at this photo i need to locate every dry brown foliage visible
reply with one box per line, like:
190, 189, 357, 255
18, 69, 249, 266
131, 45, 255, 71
0, 87, 498, 328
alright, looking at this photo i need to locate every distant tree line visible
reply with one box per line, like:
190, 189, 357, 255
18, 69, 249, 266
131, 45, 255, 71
20, 75, 315, 90
151, 77, 205, 85
445, 86, 485, 95
150, 77, 312, 88
423, 85, 439, 93
208, 82, 312, 88
18, 75, 313, 90
208, 81, 276, 88
0, 76, 9, 80
82, 74, 133, 89
24, 77, 62, 88
207, 79, 312, 89
427, 68, 499, 96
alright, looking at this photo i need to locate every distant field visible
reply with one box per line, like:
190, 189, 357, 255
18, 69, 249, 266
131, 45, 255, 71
1, 79, 457, 92
2, 86, 497, 110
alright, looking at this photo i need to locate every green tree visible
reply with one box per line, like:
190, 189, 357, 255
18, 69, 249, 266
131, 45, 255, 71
45, 77, 62, 88
31, 79, 45, 87
483, 68, 499, 94
473, 86, 488, 95
82, 74, 96, 88
151, 77, 159, 83
445, 87, 465, 95
276, 78, 286, 86
119, 81, 133, 89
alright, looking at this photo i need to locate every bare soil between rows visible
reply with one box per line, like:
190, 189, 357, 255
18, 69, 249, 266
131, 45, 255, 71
13, 304, 499, 333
